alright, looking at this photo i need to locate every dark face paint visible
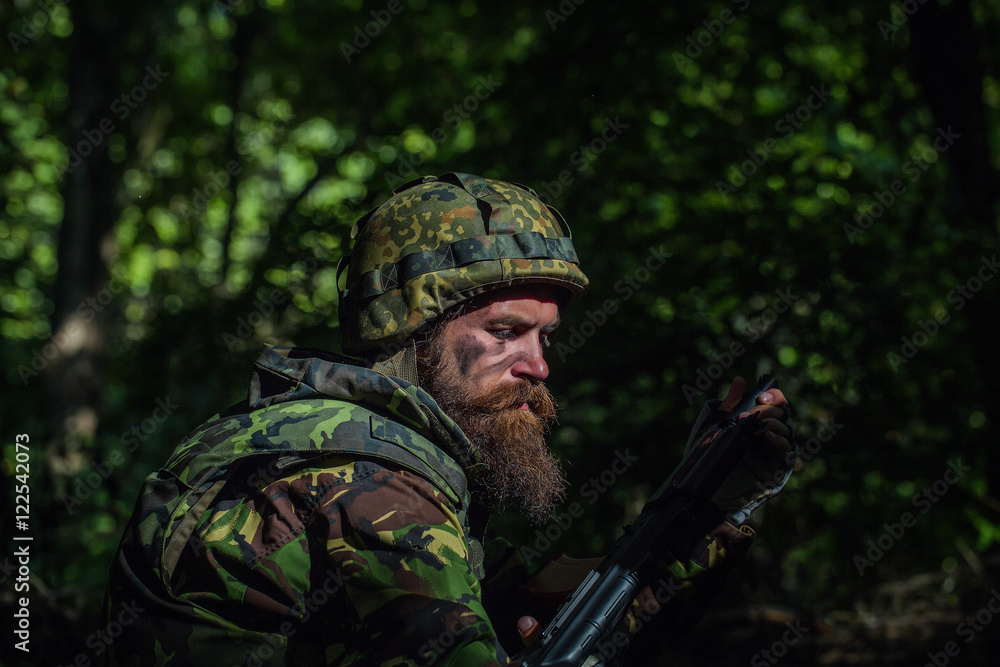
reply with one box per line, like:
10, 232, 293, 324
455, 333, 534, 382
454, 334, 487, 378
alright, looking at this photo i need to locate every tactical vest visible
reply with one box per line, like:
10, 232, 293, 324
105, 394, 486, 666
161, 396, 485, 580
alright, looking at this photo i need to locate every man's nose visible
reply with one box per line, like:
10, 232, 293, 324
510, 336, 549, 381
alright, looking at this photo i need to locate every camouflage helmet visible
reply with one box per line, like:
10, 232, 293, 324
338, 172, 588, 355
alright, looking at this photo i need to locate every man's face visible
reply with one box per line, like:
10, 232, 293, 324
418, 285, 566, 523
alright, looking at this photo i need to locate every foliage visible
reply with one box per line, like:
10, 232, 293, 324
1, 0, 998, 663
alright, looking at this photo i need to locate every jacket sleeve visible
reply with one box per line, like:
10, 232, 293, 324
314, 460, 508, 666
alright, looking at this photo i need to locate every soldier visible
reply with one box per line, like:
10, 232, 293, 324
103, 173, 795, 665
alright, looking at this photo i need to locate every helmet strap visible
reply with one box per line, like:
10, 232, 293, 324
370, 339, 420, 386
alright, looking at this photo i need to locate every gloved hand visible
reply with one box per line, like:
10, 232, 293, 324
685, 377, 797, 524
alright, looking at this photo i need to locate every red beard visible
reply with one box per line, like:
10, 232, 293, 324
419, 345, 566, 524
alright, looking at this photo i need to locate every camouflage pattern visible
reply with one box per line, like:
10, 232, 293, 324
103, 346, 753, 666
339, 173, 589, 354
103, 345, 504, 666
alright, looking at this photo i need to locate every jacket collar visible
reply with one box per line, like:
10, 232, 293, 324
248, 345, 483, 480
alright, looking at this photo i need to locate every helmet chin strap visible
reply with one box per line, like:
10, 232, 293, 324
370, 338, 420, 386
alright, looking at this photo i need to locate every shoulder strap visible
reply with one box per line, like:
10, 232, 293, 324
162, 397, 485, 578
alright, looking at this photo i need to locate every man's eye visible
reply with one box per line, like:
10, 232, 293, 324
490, 329, 516, 341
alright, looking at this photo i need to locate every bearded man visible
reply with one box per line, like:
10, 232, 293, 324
103, 173, 795, 666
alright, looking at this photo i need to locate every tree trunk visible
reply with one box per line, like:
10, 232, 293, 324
44, 6, 126, 478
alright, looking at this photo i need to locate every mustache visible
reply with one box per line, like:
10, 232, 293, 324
470, 379, 557, 419
415, 336, 566, 523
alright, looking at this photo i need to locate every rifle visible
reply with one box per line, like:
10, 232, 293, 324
514, 375, 778, 667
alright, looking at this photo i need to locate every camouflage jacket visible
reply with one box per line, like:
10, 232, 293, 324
103, 345, 752, 666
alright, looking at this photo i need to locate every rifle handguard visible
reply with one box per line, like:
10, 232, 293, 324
515, 375, 777, 667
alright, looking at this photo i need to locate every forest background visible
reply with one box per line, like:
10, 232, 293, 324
2, 0, 999, 664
